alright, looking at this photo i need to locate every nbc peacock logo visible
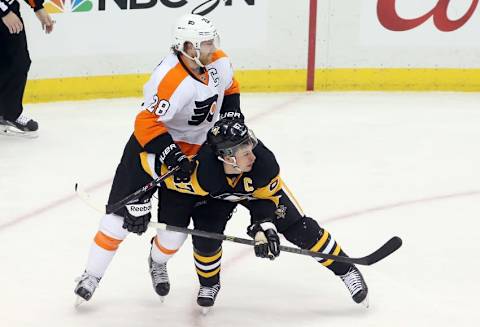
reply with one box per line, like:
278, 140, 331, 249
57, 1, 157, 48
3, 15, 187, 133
45, 0, 93, 13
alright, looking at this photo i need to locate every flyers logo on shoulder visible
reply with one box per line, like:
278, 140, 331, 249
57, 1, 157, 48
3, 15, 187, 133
45, 0, 255, 14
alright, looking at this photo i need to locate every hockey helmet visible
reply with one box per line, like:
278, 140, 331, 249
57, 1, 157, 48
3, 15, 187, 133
172, 14, 220, 67
207, 119, 258, 157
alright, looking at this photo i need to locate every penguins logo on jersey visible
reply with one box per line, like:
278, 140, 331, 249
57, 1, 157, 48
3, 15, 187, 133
211, 125, 220, 136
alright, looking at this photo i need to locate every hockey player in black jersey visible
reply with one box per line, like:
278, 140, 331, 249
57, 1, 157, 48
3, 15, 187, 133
144, 119, 369, 311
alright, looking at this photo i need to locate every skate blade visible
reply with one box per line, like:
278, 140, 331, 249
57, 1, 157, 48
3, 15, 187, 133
0, 126, 38, 138
74, 296, 86, 308
200, 307, 211, 315
360, 295, 369, 309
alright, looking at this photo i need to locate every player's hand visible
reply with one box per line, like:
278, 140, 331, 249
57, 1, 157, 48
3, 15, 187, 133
35, 9, 55, 34
122, 199, 152, 235
247, 219, 280, 260
219, 110, 244, 122
1, 11, 23, 34
161, 144, 196, 183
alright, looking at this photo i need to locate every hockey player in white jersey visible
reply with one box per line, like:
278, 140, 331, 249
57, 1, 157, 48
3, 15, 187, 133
74, 14, 243, 306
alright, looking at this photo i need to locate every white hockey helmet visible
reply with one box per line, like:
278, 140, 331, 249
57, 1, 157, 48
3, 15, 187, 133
173, 14, 220, 67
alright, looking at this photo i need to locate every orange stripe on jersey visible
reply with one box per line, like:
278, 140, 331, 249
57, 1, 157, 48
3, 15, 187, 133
154, 236, 179, 255
175, 141, 202, 156
134, 111, 169, 147
210, 49, 227, 63
157, 62, 189, 101
225, 77, 240, 95
94, 231, 122, 251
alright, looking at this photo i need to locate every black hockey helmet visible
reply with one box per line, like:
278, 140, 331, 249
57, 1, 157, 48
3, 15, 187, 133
207, 119, 258, 157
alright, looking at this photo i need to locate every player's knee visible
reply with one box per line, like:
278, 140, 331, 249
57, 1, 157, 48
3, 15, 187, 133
94, 214, 128, 251
192, 236, 222, 254
155, 229, 188, 253
281, 216, 324, 249
99, 213, 129, 239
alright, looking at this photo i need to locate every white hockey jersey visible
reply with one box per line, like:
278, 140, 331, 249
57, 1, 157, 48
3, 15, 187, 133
134, 50, 240, 156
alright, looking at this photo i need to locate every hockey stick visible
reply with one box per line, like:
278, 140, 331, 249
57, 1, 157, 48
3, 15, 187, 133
148, 222, 401, 266
75, 181, 402, 265
74, 166, 179, 215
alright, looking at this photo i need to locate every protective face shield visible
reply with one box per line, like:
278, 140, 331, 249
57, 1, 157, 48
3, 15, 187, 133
173, 14, 220, 67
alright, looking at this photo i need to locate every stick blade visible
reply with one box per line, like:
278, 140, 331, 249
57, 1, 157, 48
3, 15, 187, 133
74, 182, 106, 214
364, 236, 402, 265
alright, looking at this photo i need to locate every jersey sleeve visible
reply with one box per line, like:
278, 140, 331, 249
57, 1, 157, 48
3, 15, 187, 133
137, 150, 209, 196
195, 143, 226, 193
1, 0, 14, 16
210, 50, 242, 120
137, 144, 224, 197
251, 141, 280, 187
1, 0, 44, 18
247, 141, 283, 222
210, 49, 240, 95
134, 63, 192, 152
25, 0, 44, 10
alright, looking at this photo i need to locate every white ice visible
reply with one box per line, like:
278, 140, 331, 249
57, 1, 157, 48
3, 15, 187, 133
1, 92, 479, 326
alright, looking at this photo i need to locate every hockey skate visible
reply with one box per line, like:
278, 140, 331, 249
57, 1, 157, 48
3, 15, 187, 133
0, 114, 39, 138
74, 271, 101, 307
197, 283, 221, 315
148, 254, 170, 302
339, 266, 369, 308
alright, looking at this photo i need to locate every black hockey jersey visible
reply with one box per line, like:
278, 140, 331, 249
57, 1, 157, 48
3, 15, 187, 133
140, 140, 283, 222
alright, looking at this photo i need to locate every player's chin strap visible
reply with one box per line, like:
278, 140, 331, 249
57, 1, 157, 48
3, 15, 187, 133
217, 155, 243, 173
180, 50, 205, 67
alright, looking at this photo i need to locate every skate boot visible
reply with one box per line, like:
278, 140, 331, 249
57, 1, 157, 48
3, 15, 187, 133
197, 283, 221, 315
148, 253, 170, 302
74, 271, 101, 307
339, 266, 369, 307
2, 114, 39, 138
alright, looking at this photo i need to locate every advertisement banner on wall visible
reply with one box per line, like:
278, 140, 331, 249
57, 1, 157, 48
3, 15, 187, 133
360, 0, 480, 47
25, 0, 267, 76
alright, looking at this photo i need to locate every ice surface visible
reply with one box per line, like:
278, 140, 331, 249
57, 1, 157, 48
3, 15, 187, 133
1, 92, 479, 326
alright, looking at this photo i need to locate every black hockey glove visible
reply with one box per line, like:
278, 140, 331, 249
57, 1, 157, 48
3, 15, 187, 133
122, 195, 152, 235
247, 218, 280, 260
219, 110, 244, 122
219, 93, 244, 122
160, 143, 196, 183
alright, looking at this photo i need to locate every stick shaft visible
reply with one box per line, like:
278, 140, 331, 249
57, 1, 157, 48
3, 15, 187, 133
148, 222, 402, 265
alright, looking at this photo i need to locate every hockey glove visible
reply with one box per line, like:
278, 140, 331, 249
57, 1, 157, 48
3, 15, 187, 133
160, 143, 196, 183
219, 110, 244, 122
247, 219, 280, 260
219, 93, 244, 122
122, 197, 152, 235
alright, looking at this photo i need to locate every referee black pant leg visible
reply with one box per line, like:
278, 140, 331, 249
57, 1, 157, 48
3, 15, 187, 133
0, 8, 31, 121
